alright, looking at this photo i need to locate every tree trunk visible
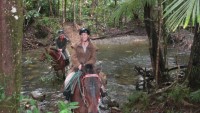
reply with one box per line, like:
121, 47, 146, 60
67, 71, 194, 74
62, 0, 65, 26
144, 4, 165, 85
79, 0, 82, 24
0, 0, 23, 112
187, 23, 200, 90
53, 0, 58, 16
58, 0, 60, 16
90, 0, 98, 18
64, 0, 67, 20
48, 0, 54, 17
73, 0, 76, 25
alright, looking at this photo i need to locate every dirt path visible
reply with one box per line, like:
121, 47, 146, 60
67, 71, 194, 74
63, 22, 80, 45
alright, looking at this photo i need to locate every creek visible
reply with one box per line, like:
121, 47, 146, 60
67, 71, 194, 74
21, 35, 190, 112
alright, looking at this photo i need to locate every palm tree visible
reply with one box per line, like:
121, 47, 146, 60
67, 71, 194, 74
164, 0, 200, 90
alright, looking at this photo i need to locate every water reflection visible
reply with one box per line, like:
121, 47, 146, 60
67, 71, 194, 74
95, 42, 150, 85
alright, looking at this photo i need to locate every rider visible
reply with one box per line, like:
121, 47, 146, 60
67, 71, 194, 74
63, 28, 99, 101
55, 29, 70, 65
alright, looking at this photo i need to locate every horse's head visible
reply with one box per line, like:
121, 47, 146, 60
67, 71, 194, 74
72, 64, 102, 113
82, 78, 101, 112
82, 64, 101, 113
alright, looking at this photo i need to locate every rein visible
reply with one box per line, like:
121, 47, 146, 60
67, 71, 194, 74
56, 52, 62, 61
81, 74, 101, 107
45, 49, 62, 61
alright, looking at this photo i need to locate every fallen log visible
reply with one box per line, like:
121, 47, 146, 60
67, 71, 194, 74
91, 29, 135, 40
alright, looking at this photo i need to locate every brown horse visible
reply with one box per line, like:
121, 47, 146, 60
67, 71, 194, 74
39, 47, 69, 79
70, 65, 102, 113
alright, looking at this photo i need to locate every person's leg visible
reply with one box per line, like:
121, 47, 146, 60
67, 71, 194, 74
63, 50, 69, 59
63, 71, 75, 101
62, 49, 70, 65
64, 71, 75, 89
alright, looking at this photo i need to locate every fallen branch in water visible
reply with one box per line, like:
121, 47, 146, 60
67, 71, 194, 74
166, 65, 187, 72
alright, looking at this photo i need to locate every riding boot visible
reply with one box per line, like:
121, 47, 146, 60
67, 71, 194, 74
63, 86, 71, 101
65, 58, 70, 66
100, 88, 108, 97
62, 50, 70, 66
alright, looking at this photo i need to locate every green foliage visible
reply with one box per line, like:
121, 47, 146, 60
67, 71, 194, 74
36, 17, 61, 34
163, 0, 200, 31
25, 10, 40, 20
0, 85, 5, 102
58, 101, 79, 113
189, 89, 200, 103
139, 92, 149, 108
166, 110, 182, 113
127, 91, 144, 104
128, 91, 149, 108
168, 85, 189, 103
24, 0, 51, 16
19, 95, 41, 113
122, 91, 149, 112
110, 0, 145, 27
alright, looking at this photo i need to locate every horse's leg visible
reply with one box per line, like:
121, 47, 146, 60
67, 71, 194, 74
62, 68, 66, 80
55, 71, 60, 79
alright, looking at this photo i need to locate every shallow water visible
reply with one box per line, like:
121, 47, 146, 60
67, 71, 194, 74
21, 35, 190, 112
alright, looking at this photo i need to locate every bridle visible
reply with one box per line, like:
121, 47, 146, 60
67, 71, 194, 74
45, 49, 62, 61
79, 74, 101, 107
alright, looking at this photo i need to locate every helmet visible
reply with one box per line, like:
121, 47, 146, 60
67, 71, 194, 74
79, 28, 90, 35
57, 29, 64, 34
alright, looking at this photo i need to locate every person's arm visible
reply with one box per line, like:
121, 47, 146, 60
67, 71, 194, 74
71, 47, 81, 68
85, 45, 97, 65
61, 38, 67, 50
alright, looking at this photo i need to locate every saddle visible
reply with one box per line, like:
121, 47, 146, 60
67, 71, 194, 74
63, 71, 103, 101
63, 71, 82, 101
49, 47, 69, 65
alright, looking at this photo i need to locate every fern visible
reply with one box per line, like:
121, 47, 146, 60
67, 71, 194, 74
189, 89, 200, 103
168, 85, 189, 103
139, 92, 149, 109
0, 85, 5, 102
128, 91, 143, 104
58, 101, 79, 113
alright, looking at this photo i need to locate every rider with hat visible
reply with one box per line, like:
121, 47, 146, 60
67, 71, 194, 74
71, 28, 97, 70
63, 28, 98, 101
55, 29, 70, 65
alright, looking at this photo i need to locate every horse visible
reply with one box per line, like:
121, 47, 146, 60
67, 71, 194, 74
39, 47, 70, 80
67, 64, 102, 113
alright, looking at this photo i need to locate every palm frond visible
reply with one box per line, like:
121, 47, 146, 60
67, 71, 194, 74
111, 0, 143, 23
164, 0, 200, 31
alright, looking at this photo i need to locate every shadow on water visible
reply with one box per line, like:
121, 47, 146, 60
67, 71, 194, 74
21, 35, 190, 112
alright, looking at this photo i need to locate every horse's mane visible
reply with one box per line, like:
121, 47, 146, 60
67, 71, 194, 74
48, 46, 59, 52
82, 64, 96, 75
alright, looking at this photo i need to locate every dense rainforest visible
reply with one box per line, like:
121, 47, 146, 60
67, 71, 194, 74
0, 0, 200, 113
